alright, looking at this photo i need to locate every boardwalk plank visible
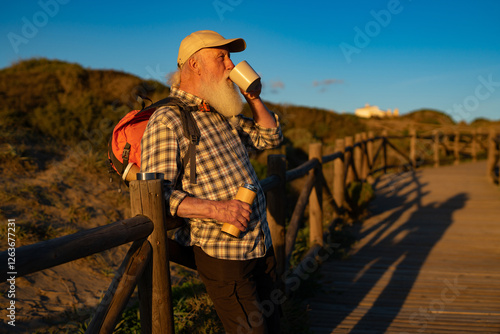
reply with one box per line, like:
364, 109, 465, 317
307, 161, 500, 333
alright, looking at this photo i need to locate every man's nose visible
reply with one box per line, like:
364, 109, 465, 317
226, 58, 235, 70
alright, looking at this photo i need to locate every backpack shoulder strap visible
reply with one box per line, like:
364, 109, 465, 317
143, 96, 200, 184
108, 137, 125, 175
179, 106, 200, 184
138, 96, 179, 114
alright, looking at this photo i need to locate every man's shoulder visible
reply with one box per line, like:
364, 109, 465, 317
148, 103, 183, 127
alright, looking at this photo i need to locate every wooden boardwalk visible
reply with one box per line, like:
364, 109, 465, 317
307, 161, 500, 333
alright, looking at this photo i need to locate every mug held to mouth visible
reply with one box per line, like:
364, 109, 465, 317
229, 61, 261, 92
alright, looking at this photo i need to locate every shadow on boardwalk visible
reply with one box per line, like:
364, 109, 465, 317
313, 169, 468, 333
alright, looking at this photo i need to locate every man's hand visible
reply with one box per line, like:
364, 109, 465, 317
240, 81, 262, 101
177, 197, 251, 232
213, 199, 252, 232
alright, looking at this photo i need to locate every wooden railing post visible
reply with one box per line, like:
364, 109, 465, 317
382, 130, 388, 173
443, 133, 450, 160
472, 129, 478, 163
333, 139, 345, 213
345, 136, 355, 184
487, 128, 498, 182
367, 131, 374, 182
361, 132, 369, 180
130, 176, 174, 334
433, 130, 440, 168
266, 154, 287, 285
309, 143, 323, 247
454, 130, 460, 165
367, 131, 374, 167
410, 128, 417, 168
354, 133, 363, 181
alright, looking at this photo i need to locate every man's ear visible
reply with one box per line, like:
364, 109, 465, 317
188, 57, 201, 75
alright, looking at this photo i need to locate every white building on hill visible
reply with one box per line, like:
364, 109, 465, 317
355, 104, 399, 118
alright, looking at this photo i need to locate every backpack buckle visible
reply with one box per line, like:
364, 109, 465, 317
190, 134, 200, 144
122, 146, 130, 161
198, 102, 210, 112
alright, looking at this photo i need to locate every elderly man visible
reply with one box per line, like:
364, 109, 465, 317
141, 30, 283, 333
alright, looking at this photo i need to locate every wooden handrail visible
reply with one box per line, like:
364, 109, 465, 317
385, 135, 408, 139
319, 171, 341, 215
0, 215, 153, 281
322, 151, 342, 164
385, 139, 413, 167
285, 157, 320, 182
260, 174, 280, 192
86, 239, 152, 334
285, 172, 316, 261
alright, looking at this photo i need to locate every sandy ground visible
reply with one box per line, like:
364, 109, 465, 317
0, 153, 144, 333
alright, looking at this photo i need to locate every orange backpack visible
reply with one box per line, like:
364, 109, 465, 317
108, 97, 200, 184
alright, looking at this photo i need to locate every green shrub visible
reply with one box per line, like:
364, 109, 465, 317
99, 278, 223, 334
346, 181, 375, 218
250, 158, 267, 180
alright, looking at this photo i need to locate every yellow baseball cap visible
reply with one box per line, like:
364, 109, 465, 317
177, 30, 246, 68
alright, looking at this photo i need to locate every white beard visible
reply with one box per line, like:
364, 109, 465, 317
199, 75, 243, 118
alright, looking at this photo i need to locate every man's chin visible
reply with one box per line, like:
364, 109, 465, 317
200, 76, 243, 118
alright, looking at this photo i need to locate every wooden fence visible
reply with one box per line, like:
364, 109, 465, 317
1, 128, 499, 333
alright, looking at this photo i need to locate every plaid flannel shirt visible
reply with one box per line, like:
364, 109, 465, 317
140, 87, 283, 260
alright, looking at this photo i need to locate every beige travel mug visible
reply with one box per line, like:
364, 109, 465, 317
229, 61, 261, 92
221, 184, 258, 237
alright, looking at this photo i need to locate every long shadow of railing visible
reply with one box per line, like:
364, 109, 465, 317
327, 166, 468, 332
0, 127, 498, 333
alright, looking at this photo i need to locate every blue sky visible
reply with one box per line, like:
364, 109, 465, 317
1, 0, 499, 122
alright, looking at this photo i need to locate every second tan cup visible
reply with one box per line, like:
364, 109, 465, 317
229, 61, 261, 92
221, 184, 257, 237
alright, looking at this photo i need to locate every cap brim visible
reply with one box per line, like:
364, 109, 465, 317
206, 38, 246, 53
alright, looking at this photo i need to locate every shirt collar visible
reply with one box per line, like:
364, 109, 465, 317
170, 86, 212, 112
